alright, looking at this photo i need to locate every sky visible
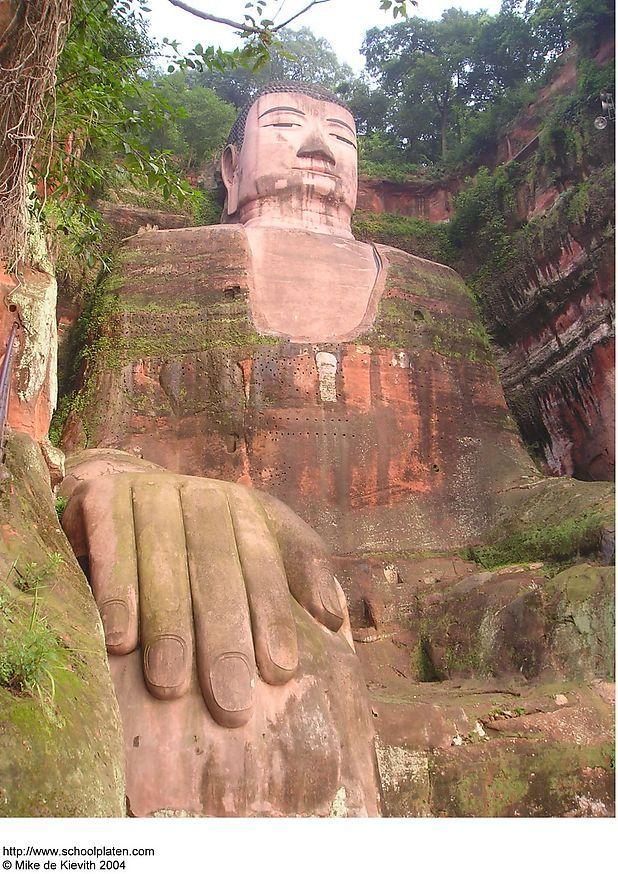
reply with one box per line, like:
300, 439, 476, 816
146, 0, 502, 72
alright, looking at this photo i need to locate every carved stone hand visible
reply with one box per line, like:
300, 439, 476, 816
61, 464, 346, 728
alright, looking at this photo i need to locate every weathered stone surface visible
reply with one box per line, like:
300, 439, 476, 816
429, 734, 614, 817
361, 649, 614, 817
357, 176, 459, 222
492, 204, 615, 482
336, 541, 615, 817
353, 41, 614, 483
50, 75, 614, 818
415, 562, 614, 683
1, 264, 58, 442
96, 201, 194, 238
115, 601, 381, 817
0, 433, 124, 816
544, 564, 615, 679
58, 454, 381, 817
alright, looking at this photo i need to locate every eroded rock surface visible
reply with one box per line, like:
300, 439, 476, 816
0, 434, 124, 816
341, 551, 615, 817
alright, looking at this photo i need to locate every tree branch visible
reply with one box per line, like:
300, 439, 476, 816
166, 0, 262, 35
273, 0, 331, 31
166, 0, 332, 37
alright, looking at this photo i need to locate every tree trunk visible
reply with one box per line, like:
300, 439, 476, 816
440, 105, 449, 159
0, 1, 72, 267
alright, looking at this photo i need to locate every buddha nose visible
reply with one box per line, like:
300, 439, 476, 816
296, 131, 336, 165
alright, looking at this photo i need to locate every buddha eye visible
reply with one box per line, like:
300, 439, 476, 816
331, 133, 357, 148
264, 122, 302, 128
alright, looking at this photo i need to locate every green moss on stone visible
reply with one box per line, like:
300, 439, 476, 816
352, 210, 457, 264
464, 511, 608, 569
0, 434, 125, 816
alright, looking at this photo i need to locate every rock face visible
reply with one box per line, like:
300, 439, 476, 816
486, 167, 615, 482
357, 177, 458, 222
1, 265, 58, 443
338, 549, 614, 817
55, 220, 614, 817
61, 224, 537, 554
46, 69, 614, 816
58, 452, 382, 818
96, 201, 194, 239
353, 42, 615, 484
114, 599, 381, 817
0, 433, 125, 816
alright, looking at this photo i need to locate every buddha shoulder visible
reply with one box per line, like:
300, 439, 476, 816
116, 223, 252, 306
373, 242, 474, 312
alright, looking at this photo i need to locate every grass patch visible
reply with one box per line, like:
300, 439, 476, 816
12, 554, 63, 594
0, 555, 69, 716
462, 512, 607, 570
353, 210, 456, 264
415, 638, 444, 682
0, 559, 68, 712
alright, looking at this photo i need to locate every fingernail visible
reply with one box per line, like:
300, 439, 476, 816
319, 578, 344, 623
100, 599, 128, 648
267, 623, 298, 673
210, 654, 253, 713
145, 635, 187, 689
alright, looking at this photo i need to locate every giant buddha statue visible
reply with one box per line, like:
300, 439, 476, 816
59, 82, 541, 817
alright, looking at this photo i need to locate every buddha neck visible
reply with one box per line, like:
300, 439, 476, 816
238, 197, 354, 239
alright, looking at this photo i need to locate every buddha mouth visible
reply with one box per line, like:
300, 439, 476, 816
292, 165, 338, 178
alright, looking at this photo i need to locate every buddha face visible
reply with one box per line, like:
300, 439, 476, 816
222, 91, 358, 233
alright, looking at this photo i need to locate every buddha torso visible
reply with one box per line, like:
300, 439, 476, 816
65, 224, 534, 553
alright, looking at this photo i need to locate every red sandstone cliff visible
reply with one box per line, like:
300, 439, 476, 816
355, 40, 615, 482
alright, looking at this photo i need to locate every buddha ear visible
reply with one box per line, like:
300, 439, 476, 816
221, 144, 239, 215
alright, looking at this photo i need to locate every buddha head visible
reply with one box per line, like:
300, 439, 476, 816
221, 82, 358, 236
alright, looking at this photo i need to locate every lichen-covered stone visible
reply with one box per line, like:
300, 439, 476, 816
0, 266, 58, 442
0, 433, 124, 816
545, 564, 615, 679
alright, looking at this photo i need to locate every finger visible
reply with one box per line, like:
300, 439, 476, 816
61, 484, 89, 571
229, 489, 298, 686
131, 480, 194, 700
77, 476, 140, 655
333, 576, 354, 650
180, 483, 256, 728
255, 492, 344, 632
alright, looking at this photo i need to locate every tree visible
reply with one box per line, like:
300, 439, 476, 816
471, 10, 547, 98
0, 1, 72, 266
567, 0, 615, 55
360, 2, 579, 163
145, 71, 237, 170
344, 77, 391, 135
501, 0, 615, 57
363, 9, 488, 160
190, 27, 354, 108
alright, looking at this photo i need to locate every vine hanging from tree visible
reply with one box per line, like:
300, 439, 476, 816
0, 0, 72, 269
